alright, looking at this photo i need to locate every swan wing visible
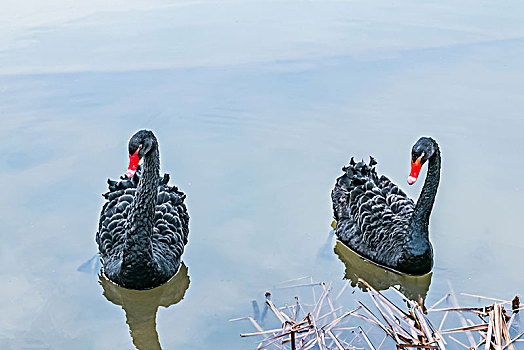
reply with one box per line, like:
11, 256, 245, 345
376, 175, 415, 218
152, 183, 190, 275
332, 159, 415, 260
96, 186, 135, 267
349, 174, 414, 253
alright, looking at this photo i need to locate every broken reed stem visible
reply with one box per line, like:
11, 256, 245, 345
461, 293, 522, 307
447, 335, 470, 349
326, 329, 345, 350
322, 307, 361, 334
447, 283, 477, 348
359, 326, 377, 350
440, 323, 487, 334
266, 299, 290, 324
359, 278, 411, 318
397, 345, 439, 349
335, 280, 349, 301
503, 331, 524, 349
438, 311, 448, 332
428, 294, 451, 312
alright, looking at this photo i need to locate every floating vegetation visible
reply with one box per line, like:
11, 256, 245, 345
232, 277, 523, 350
231, 278, 359, 350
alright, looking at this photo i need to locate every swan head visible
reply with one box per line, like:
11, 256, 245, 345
408, 137, 436, 185
126, 130, 158, 178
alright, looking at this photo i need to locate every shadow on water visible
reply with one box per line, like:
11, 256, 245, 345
334, 241, 432, 307
77, 254, 102, 274
99, 263, 190, 350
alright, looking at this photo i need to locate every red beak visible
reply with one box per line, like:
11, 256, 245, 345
408, 157, 422, 185
126, 149, 140, 178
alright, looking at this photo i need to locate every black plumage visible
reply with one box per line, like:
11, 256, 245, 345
96, 130, 189, 289
331, 137, 441, 275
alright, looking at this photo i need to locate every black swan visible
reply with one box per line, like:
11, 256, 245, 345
96, 130, 189, 289
331, 137, 440, 275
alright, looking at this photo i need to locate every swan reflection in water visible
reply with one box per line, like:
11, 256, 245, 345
334, 241, 432, 308
99, 263, 190, 350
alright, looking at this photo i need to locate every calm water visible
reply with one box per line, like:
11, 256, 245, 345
1, 1, 524, 349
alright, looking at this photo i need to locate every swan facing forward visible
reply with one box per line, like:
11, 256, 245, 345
331, 137, 440, 275
96, 130, 189, 289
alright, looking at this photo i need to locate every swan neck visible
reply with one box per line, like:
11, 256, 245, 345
122, 147, 160, 271
410, 145, 440, 235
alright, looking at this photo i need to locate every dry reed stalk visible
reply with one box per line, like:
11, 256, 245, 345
359, 281, 414, 326
358, 277, 445, 349
433, 291, 522, 350
447, 335, 470, 349
235, 283, 353, 350
447, 283, 477, 348
317, 306, 343, 322
235, 277, 521, 350
440, 324, 488, 334
429, 294, 452, 312
335, 280, 350, 301
322, 307, 361, 334
503, 331, 524, 349
358, 326, 377, 350
438, 311, 449, 332
485, 314, 494, 350
326, 329, 345, 350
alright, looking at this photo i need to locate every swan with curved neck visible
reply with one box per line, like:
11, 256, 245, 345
331, 137, 440, 275
96, 130, 189, 289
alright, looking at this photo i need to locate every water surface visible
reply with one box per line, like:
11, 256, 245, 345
1, 1, 523, 348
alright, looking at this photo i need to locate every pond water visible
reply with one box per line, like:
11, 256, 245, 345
1, 1, 523, 349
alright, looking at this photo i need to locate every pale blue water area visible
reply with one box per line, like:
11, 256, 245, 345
1, 1, 523, 349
